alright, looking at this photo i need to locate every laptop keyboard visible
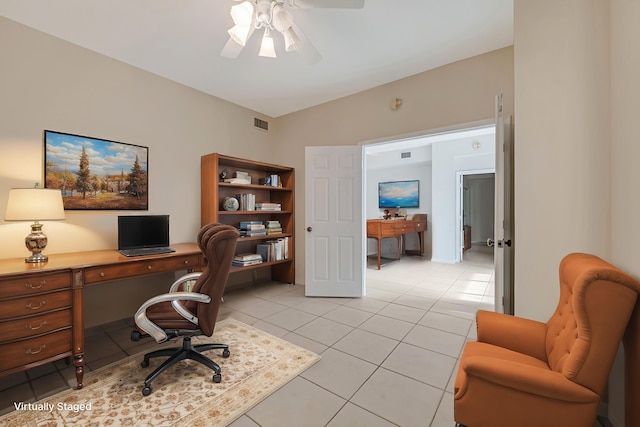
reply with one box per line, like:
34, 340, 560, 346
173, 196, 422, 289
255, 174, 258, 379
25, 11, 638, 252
118, 247, 175, 257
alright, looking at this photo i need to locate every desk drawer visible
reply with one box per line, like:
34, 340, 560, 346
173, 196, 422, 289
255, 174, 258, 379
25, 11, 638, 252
0, 309, 72, 343
0, 329, 72, 372
84, 254, 201, 284
392, 222, 415, 233
0, 290, 72, 320
0, 272, 71, 299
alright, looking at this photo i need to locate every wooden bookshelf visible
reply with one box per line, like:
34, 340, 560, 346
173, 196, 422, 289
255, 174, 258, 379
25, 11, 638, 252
201, 153, 294, 284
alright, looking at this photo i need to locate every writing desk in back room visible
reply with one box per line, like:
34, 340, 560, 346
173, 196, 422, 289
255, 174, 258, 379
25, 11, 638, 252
366, 218, 427, 269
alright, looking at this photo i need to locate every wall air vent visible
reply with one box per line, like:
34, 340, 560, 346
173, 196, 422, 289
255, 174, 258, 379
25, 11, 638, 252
401, 151, 411, 159
254, 118, 269, 131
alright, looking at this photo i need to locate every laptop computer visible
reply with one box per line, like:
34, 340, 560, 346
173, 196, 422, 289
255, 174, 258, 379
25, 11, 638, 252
118, 215, 175, 257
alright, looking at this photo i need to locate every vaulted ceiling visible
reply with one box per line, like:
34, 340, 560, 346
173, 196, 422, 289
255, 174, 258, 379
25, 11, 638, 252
0, 0, 513, 117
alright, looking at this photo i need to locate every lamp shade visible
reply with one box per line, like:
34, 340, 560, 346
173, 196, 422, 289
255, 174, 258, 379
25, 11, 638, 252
5, 188, 66, 221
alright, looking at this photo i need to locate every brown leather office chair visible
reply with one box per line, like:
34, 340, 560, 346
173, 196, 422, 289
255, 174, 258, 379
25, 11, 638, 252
130, 223, 239, 396
454, 253, 640, 427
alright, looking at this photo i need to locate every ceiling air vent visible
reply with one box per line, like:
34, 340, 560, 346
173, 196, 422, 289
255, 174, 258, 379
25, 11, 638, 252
254, 117, 269, 131
401, 151, 411, 159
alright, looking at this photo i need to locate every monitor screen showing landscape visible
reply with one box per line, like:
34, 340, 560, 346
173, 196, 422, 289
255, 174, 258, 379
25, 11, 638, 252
378, 180, 420, 208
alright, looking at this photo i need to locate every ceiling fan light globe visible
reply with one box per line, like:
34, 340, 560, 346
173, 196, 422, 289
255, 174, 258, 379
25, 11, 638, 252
258, 30, 277, 58
272, 6, 293, 32
228, 24, 251, 46
230, 1, 255, 26
283, 28, 300, 52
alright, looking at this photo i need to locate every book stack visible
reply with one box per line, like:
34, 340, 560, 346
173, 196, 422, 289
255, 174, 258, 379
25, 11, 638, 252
224, 171, 251, 185
232, 253, 263, 267
256, 237, 289, 262
236, 193, 256, 210
255, 202, 281, 211
239, 220, 266, 237
266, 220, 282, 235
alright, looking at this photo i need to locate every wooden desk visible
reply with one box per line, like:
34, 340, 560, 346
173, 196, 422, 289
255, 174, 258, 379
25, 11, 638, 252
0, 243, 202, 389
367, 219, 427, 269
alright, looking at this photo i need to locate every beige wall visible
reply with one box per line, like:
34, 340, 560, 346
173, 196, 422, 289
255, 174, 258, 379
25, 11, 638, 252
0, 16, 273, 325
515, 1, 640, 425
273, 47, 514, 284
513, 0, 611, 320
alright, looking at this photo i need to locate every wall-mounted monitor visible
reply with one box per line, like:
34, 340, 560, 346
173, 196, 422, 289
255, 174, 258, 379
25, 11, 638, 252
378, 180, 419, 208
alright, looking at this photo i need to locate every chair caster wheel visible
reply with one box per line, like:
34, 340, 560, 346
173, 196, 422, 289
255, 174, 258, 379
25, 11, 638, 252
142, 385, 152, 396
222, 349, 230, 358
140, 359, 149, 368
213, 373, 222, 383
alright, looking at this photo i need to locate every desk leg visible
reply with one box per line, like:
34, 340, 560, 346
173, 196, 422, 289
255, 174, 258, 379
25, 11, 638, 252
377, 238, 381, 270
74, 356, 85, 389
406, 231, 425, 258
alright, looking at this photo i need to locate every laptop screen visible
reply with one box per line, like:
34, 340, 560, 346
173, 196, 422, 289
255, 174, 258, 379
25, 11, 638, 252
118, 215, 170, 250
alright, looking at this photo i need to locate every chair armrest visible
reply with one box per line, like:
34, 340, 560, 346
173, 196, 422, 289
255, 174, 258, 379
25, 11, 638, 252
168, 272, 203, 327
457, 355, 599, 403
476, 310, 548, 362
134, 292, 211, 343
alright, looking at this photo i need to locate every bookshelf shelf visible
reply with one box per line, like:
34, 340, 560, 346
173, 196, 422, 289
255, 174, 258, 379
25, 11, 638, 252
201, 153, 295, 284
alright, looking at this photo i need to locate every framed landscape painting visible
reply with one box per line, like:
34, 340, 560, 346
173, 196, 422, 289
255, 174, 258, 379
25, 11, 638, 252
44, 130, 149, 210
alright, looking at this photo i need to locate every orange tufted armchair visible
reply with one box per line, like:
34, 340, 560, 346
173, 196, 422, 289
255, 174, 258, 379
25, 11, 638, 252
453, 253, 640, 427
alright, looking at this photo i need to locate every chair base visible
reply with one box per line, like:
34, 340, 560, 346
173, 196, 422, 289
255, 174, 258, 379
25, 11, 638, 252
139, 336, 230, 396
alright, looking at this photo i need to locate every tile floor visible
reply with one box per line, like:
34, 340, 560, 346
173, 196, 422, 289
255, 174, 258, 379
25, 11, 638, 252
0, 246, 607, 426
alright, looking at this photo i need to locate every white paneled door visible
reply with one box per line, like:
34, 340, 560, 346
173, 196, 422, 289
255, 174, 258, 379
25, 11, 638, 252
305, 146, 364, 297
492, 94, 513, 314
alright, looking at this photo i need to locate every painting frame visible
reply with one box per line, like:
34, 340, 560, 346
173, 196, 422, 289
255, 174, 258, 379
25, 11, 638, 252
378, 180, 420, 208
44, 130, 149, 210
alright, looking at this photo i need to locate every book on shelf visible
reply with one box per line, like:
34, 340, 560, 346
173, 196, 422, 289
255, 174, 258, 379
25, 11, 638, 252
235, 171, 249, 179
239, 220, 263, 229
232, 252, 263, 267
232, 259, 262, 267
255, 202, 281, 211
224, 177, 251, 184
234, 253, 263, 261
266, 228, 282, 235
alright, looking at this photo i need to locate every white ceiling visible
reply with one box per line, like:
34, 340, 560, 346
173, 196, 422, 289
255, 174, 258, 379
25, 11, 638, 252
0, 0, 513, 118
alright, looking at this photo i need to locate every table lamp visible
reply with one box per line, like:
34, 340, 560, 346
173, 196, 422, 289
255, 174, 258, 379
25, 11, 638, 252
5, 188, 66, 263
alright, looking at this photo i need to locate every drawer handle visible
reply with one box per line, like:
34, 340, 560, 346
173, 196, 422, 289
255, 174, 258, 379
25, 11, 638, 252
147, 265, 152, 270
184, 260, 189, 265
26, 344, 46, 355
26, 320, 48, 330
25, 281, 45, 289
26, 301, 46, 310
100, 272, 106, 277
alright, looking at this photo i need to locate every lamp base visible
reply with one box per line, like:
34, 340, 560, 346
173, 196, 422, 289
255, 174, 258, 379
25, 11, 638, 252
24, 221, 49, 263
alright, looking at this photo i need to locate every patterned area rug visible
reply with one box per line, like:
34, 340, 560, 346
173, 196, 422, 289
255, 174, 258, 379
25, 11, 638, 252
1, 318, 320, 426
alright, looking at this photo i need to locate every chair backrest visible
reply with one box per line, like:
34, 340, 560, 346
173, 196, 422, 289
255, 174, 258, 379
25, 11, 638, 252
545, 253, 640, 395
183, 223, 239, 336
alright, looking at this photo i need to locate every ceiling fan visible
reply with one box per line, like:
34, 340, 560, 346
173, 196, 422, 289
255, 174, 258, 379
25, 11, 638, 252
221, 0, 365, 64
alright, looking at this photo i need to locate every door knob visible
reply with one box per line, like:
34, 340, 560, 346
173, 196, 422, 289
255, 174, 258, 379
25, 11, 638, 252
307, 227, 312, 232
486, 238, 495, 247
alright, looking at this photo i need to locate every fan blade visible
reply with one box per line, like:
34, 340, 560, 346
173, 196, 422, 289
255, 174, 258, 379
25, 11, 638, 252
290, 23, 322, 64
286, 0, 365, 9
221, 38, 245, 59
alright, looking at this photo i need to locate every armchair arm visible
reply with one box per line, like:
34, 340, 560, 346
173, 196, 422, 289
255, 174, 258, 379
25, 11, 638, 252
457, 355, 599, 403
476, 310, 548, 362
168, 272, 202, 324
134, 292, 211, 343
